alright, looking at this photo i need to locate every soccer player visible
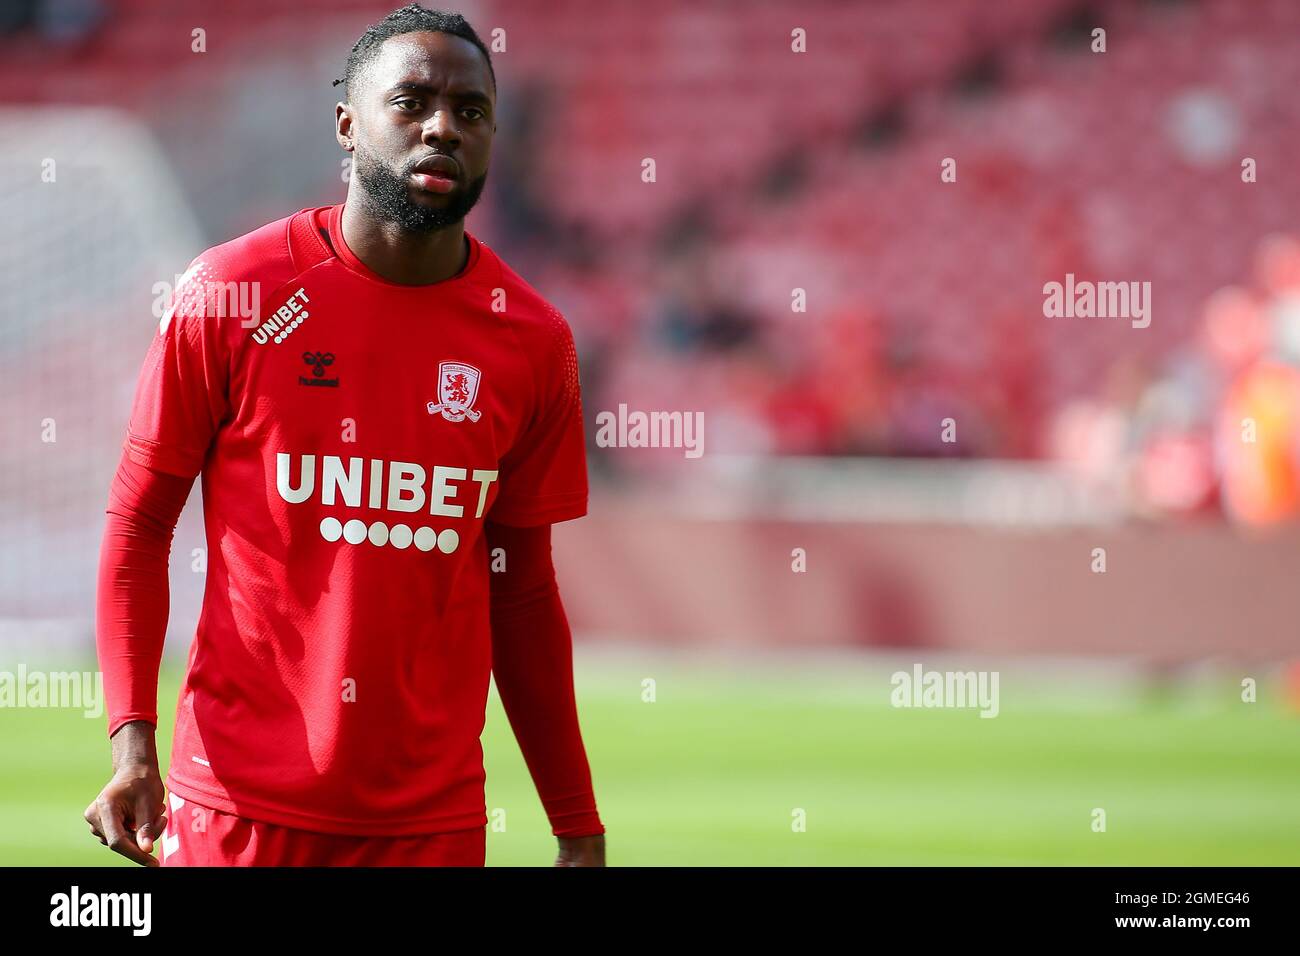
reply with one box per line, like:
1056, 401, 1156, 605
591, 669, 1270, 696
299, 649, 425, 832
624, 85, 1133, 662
85, 5, 606, 867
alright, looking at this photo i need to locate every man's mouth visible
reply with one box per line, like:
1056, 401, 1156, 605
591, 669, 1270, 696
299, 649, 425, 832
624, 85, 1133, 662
411, 170, 457, 193
410, 156, 460, 194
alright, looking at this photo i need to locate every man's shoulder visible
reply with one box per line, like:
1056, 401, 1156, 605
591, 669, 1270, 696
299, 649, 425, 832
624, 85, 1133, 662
478, 240, 575, 350
163, 207, 331, 334
188, 206, 332, 286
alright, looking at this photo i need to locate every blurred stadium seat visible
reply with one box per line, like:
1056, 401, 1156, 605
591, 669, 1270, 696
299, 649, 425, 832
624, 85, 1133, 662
2, 0, 1297, 650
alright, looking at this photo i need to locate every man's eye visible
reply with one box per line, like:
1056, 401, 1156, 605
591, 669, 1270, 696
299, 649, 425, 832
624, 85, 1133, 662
463, 108, 484, 120
395, 99, 419, 110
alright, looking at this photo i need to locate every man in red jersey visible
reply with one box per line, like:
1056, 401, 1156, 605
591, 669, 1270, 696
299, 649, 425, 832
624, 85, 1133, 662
85, 5, 606, 867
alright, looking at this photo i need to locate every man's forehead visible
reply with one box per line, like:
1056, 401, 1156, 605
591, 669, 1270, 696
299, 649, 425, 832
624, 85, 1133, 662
362, 31, 493, 98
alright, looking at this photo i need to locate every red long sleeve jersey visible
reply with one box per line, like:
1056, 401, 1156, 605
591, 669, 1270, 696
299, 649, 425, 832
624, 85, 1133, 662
112, 203, 591, 835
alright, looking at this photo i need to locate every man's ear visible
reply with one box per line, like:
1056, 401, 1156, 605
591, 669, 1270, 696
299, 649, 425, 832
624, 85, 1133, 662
336, 104, 355, 151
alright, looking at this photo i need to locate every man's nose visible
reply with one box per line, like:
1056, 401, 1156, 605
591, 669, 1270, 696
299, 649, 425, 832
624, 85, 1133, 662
422, 109, 461, 145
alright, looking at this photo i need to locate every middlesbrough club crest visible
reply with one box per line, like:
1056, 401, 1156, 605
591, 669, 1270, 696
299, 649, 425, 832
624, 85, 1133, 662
427, 361, 482, 422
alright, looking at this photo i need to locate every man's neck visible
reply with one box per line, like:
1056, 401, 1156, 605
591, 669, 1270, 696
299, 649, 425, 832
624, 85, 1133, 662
340, 198, 468, 285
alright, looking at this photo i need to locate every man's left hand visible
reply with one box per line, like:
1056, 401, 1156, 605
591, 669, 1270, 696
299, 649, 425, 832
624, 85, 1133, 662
555, 833, 605, 867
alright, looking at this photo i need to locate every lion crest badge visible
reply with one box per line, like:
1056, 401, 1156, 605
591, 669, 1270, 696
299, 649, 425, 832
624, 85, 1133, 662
426, 361, 482, 422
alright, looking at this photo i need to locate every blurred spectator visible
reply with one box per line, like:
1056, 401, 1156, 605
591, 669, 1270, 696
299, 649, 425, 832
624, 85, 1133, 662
36, 0, 102, 45
0, 0, 39, 35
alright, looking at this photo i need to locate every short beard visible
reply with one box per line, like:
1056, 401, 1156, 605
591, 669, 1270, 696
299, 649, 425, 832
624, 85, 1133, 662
352, 144, 487, 233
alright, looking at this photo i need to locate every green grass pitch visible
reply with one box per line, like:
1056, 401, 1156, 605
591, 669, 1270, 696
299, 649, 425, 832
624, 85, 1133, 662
2, 655, 1298, 865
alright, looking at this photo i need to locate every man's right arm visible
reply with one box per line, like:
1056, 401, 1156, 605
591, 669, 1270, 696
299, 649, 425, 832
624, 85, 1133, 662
97, 450, 194, 735
87, 248, 234, 864
86, 450, 194, 865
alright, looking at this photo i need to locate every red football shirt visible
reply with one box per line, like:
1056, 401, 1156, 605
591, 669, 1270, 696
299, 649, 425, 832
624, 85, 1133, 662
118, 203, 588, 835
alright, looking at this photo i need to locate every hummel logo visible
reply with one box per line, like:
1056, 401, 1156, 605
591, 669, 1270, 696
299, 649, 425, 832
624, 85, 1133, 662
304, 350, 334, 376
299, 350, 339, 387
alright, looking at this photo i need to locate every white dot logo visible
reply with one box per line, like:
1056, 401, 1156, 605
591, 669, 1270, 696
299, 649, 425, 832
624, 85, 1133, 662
317, 517, 459, 553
